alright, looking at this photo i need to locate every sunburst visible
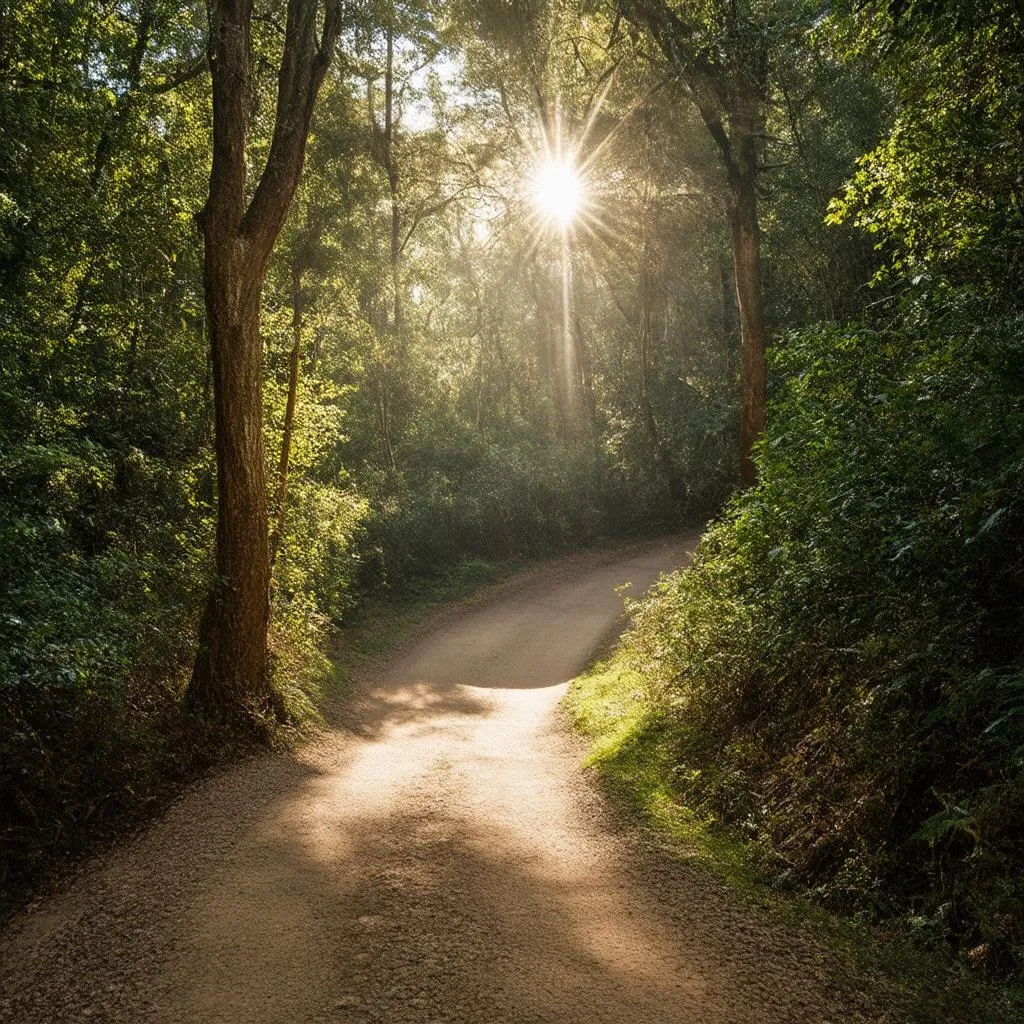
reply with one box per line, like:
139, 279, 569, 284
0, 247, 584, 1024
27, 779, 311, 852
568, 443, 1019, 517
531, 157, 585, 230
523, 71, 632, 242
517, 71, 655, 421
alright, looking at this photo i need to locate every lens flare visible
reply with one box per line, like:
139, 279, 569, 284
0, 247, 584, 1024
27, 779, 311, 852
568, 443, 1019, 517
531, 158, 584, 229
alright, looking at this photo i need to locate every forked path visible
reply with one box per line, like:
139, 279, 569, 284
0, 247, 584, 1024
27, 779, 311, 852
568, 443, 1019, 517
1, 537, 861, 1024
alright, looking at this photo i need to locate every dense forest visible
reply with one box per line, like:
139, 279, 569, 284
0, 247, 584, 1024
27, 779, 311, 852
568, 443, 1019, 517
1, 0, 1022, 996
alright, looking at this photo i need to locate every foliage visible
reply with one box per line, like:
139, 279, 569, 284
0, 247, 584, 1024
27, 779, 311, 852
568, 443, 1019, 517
590, 1, 1024, 986
828, 1, 1024, 297
569, 646, 1024, 1023
0, 0, 750, 899
622, 307, 1024, 976
6, 7, 1020, 997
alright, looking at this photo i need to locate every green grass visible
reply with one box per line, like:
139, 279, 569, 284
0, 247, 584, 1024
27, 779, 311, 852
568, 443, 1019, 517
565, 654, 1024, 1024
565, 659, 757, 887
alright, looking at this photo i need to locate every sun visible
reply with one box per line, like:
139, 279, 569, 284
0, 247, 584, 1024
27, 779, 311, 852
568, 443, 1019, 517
531, 157, 584, 230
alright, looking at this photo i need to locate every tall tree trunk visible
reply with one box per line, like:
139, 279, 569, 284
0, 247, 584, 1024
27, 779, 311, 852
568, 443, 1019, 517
384, 25, 402, 334
726, 101, 766, 487
192, 238, 275, 720
691, 87, 767, 487
188, 0, 340, 729
623, 1, 768, 486
270, 265, 304, 568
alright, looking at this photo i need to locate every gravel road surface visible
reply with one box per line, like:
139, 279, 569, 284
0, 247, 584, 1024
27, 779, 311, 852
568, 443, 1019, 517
0, 536, 863, 1024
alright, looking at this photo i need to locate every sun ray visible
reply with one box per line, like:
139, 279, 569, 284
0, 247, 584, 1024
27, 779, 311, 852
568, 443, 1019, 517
575, 70, 617, 162
574, 205, 633, 250
577, 80, 667, 179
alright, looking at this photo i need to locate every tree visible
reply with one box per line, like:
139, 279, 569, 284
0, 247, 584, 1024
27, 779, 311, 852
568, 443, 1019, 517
828, 0, 1024, 300
188, 0, 341, 728
621, 0, 769, 485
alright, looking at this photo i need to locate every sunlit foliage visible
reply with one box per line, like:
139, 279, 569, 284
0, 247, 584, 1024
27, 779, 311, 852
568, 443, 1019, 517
613, 1, 1024, 980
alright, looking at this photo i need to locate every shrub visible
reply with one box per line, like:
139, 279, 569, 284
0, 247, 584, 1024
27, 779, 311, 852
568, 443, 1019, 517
625, 299, 1024, 975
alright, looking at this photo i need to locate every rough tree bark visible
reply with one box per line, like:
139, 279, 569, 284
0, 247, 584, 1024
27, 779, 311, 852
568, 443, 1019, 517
188, 0, 341, 728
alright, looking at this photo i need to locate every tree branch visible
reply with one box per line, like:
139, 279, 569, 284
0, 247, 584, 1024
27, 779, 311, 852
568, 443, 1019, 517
243, 0, 342, 253
146, 55, 209, 93
399, 181, 479, 254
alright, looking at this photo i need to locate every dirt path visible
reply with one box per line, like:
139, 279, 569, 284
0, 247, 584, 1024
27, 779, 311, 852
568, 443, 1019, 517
0, 536, 862, 1024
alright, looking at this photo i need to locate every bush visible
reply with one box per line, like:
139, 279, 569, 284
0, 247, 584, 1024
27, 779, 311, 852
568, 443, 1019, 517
354, 429, 610, 590
0, 440, 212, 901
624, 299, 1024, 976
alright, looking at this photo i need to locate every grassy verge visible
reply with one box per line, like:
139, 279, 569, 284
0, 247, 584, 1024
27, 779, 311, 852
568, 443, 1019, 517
565, 655, 1023, 1024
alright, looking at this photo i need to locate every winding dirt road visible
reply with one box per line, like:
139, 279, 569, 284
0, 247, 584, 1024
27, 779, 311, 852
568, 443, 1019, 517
1, 537, 865, 1024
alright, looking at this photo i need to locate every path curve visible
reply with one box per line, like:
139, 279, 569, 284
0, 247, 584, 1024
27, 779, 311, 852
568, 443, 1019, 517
0, 537, 858, 1024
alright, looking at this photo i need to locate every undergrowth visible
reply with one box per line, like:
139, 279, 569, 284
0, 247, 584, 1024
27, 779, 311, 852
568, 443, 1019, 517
564, 296, 1024, 1022
566, 659, 1023, 1024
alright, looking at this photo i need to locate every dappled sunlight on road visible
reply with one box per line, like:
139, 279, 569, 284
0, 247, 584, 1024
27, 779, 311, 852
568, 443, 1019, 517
2, 539, 843, 1024
152, 541, 726, 1023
